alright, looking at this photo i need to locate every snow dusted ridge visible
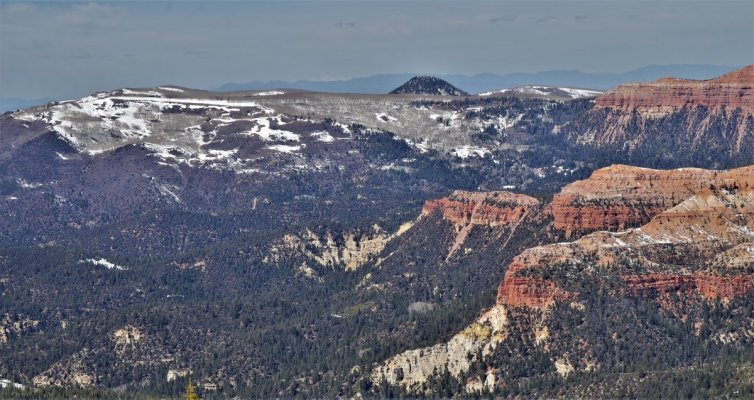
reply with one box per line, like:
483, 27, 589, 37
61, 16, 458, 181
11, 89, 327, 172
158, 86, 185, 93
9, 84, 551, 172
556, 87, 604, 98
13, 91, 275, 154
80, 258, 128, 271
479, 86, 603, 99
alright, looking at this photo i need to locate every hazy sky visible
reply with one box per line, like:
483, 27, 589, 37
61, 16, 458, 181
1, 1, 752, 99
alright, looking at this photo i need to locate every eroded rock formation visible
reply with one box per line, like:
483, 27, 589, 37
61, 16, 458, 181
596, 66, 754, 116
422, 191, 541, 259
376, 164, 754, 394
552, 164, 754, 235
569, 65, 754, 156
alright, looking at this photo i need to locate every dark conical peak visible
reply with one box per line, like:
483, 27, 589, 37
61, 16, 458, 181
389, 76, 469, 96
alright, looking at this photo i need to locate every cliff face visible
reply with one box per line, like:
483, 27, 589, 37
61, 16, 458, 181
498, 167, 754, 307
551, 164, 754, 235
567, 65, 754, 156
595, 66, 754, 116
421, 191, 541, 260
377, 164, 754, 395
623, 274, 754, 301
265, 223, 415, 272
422, 191, 540, 228
372, 305, 508, 392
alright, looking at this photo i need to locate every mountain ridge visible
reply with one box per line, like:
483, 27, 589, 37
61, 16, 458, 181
215, 64, 739, 94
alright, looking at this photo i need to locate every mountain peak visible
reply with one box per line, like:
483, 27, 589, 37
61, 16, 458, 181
389, 76, 469, 96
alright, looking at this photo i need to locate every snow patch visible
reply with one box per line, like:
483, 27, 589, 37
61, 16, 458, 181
241, 117, 300, 142
158, 86, 185, 93
310, 130, 335, 142
450, 146, 491, 159
479, 89, 512, 96
0, 379, 25, 390
16, 178, 43, 189
122, 89, 163, 97
80, 258, 128, 271
375, 113, 398, 123
558, 87, 603, 98
267, 144, 302, 153
403, 138, 429, 153
255, 91, 285, 96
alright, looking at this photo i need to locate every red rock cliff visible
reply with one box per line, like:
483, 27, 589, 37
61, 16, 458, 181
623, 274, 754, 302
596, 65, 754, 115
422, 191, 540, 227
498, 164, 754, 309
572, 66, 754, 155
552, 164, 754, 235
422, 191, 541, 260
496, 255, 574, 308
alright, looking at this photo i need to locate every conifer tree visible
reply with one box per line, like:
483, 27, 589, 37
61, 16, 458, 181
184, 379, 201, 400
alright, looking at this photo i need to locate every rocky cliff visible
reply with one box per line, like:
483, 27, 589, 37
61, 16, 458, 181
265, 223, 415, 272
421, 191, 541, 259
422, 191, 540, 227
376, 164, 754, 395
551, 164, 754, 235
595, 66, 754, 116
564, 65, 754, 158
501, 167, 754, 309
372, 305, 508, 393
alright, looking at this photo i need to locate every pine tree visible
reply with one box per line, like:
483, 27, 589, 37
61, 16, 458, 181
184, 379, 201, 400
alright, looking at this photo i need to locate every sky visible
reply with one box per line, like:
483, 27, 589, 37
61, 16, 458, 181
1, 0, 752, 100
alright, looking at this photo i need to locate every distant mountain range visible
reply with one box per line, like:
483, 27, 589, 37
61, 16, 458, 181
0, 65, 739, 113
216, 64, 740, 94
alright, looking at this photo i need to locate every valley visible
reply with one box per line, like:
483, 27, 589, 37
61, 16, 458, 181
0, 67, 752, 398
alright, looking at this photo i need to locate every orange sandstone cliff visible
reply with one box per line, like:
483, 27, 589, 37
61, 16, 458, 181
421, 191, 542, 259
595, 65, 754, 115
376, 164, 754, 394
421, 191, 540, 227
551, 164, 754, 235
499, 165, 754, 309
570, 66, 754, 155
